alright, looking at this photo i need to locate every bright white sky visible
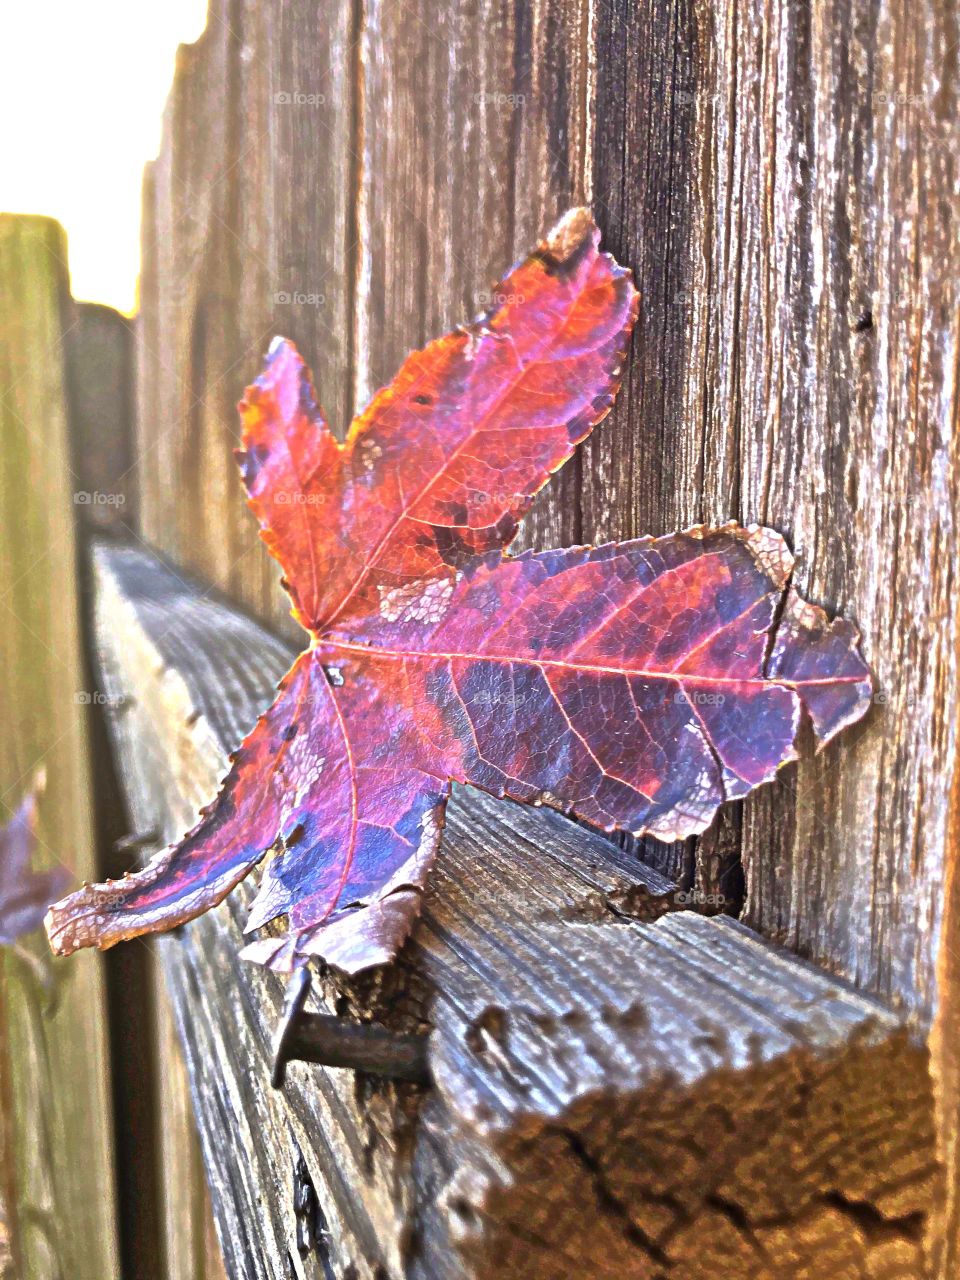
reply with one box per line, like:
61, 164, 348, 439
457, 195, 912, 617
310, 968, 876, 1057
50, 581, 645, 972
1, 1, 210, 314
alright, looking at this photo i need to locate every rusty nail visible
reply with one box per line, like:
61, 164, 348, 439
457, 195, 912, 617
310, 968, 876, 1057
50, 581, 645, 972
271, 966, 431, 1088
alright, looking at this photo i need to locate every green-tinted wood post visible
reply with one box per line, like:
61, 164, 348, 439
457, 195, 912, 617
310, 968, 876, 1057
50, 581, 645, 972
0, 215, 119, 1278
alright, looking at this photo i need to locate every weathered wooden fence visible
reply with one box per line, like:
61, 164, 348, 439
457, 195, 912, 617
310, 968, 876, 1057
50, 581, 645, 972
137, 0, 960, 1034
1, 0, 958, 1275
133, 0, 959, 1262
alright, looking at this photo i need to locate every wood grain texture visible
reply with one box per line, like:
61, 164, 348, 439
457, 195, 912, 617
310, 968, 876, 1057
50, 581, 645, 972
90, 540, 939, 1279
136, 0, 356, 642
586, 13, 960, 1270
354, 0, 591, 557
587, 0, 960, 1022
131, 0, 959, 1268
0, 216, 119, 1279
151, 976, 229, 1280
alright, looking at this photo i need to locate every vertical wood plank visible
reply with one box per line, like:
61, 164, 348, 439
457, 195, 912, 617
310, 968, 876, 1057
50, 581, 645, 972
153, 980, 229, 1280
356, 0, 591, 552
588, 6, 958, 1266
0, 215, 119, 1280
589, 0, 960, 1019
135, 0, 356, 640
584, 0, 704, 885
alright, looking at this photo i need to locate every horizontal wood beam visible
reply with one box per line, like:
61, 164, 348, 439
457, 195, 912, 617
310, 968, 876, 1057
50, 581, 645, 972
89, 540, 940, 1280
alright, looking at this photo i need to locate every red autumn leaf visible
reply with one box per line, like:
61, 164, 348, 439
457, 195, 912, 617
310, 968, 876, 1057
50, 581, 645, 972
46, 209, 872, 975
1, 774, 69, 946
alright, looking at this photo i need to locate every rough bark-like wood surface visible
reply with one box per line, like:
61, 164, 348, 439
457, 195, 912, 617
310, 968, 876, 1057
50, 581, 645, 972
0, 216, 120, 1278
90, 540, 939, 1279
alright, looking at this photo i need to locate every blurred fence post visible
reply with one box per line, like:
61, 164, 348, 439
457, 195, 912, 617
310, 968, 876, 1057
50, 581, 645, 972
0, 214, 120, 1279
